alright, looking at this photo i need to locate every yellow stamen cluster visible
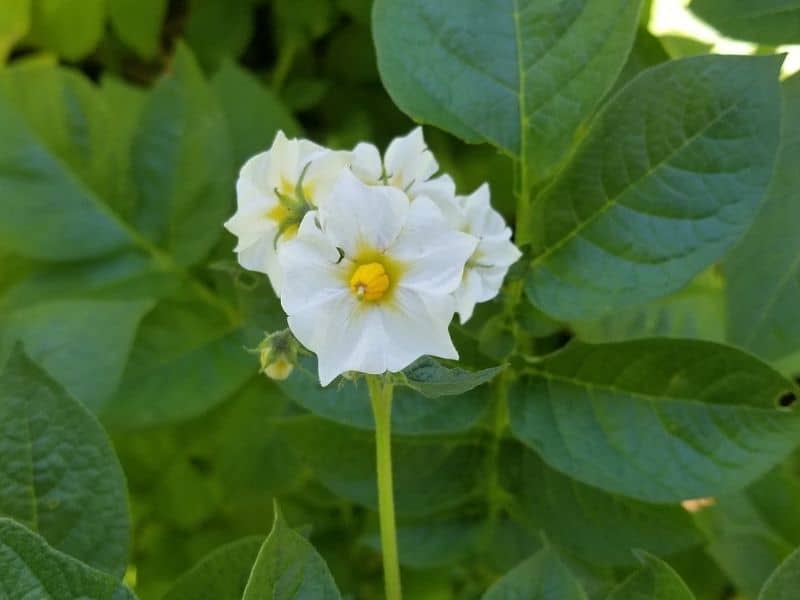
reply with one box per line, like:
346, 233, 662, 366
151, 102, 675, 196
350, 262, 390, 301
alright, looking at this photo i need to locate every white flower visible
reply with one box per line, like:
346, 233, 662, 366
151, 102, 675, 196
224, 131, 349, 294
279, 171, 478, 385
451, 184, 522, 323
350, 127, 455, 204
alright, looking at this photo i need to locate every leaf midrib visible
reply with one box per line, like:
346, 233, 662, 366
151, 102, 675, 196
524, 368, 793, 414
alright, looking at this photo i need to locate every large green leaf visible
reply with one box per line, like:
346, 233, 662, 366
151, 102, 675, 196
164, 537, 263, 600
131, 43, 234, 267
525, 54, 782, 321
0, 348, 130, 576
107, 0, 167, 59
606, 552, 694, 599
760, 545, 800, 600
372, 0, 642, 181
505, 445, 703, 566
690, 0, 800, 46
100, 288, 254, 428
482, 546, 587, 599
509, 339, 800, 502
27, 0, 105, 61
726, 74, 800, 365
0, 298, 154, 412
0, 519, 134, 600
242, 506, 341, 600
0, 61, 135, 261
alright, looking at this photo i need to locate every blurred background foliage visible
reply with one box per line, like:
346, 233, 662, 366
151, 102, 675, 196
1, 0, 799, 598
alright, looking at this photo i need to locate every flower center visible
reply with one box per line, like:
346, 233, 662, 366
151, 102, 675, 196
349, 262, 390, 301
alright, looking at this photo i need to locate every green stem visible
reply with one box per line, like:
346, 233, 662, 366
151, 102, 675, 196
272, 39, 297, 92
367, 376, 402, 600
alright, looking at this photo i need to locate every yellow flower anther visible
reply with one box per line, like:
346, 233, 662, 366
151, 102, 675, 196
350, 262, 390, 301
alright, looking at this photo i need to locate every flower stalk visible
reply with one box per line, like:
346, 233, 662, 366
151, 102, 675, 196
367, 375, 402, 600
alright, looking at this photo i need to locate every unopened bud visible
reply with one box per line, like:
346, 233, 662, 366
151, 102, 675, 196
255, 330, 298, 381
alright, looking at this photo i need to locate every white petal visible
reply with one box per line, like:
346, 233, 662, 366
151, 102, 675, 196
299, 148, 351, 208
384, 127, 438, 190
381, 287, 458, 371
350, 142, 383, 184
279, 212, 351, 315
289, 296, 388, 386
476, 234, 523, 269
388, 196, 478, 295
237, 234, 283, 294
455, 270, 484, 324
412, 174, 464, 227
459, 183, 508, 237
320, 170, 409, 257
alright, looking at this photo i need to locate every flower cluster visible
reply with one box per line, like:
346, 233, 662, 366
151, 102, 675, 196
225, 128, 521, 385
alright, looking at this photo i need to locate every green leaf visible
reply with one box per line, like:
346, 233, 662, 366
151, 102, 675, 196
398, 357, 504, 398
509, 338, 800, 502
708, 531, 791, 598
505, 445, 703, 567
0, 347, 131, 576
363, 514, 483, 569
610, 28, 669, 94
276, 415, 482, 516
0, 518, 135, 600
27, 0, 105, 61
0, 61, 135, 261
164, 536, 263, 600
0, 298, 154, 412
573, 270, 725, 344
690, 0, 800, 46
606, 551, 694, 599
184, 0, 254, 71
212, 60, 301, 168
100, 287, 254, 428
726, 74, 800, 364
659, 35, 713, 59
747, 458, 800, 547
525, 54, 782, 321
0, 0, 29, 63
242, 504, 341, 600
131, 43, 234, 267
372, 0, 642, 181
760, 545, 800, 600
277, 356, 489, 435
482, 545, 587, 600
107, 0, 167, 59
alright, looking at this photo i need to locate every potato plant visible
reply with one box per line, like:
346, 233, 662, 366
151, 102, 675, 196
1, 1, 800, 599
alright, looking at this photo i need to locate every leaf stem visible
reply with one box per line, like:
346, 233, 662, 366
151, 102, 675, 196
367, 375, 402, 600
